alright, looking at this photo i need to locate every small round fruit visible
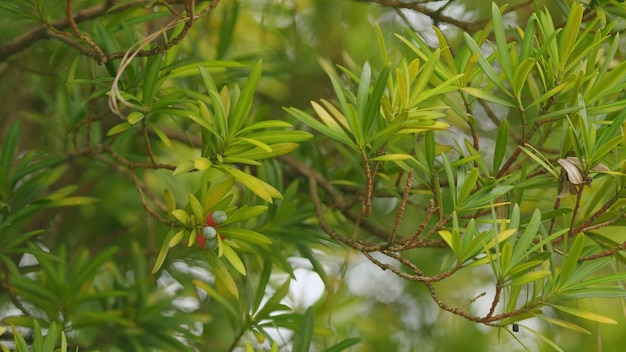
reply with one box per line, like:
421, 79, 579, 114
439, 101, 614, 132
206, 210, 227, 226
202, 226, 217, 239
205, 238, 218, 250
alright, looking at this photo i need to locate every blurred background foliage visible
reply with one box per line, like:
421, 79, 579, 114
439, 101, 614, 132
2, 0, 626, 351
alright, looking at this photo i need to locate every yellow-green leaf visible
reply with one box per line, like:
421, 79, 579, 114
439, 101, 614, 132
218, 165, 282, 203
509, 270, 550, 286
202, 249, 239, 298
127, 111, 145, 125
188, 227, 198, 247
203, 178, 234, 213
164, 189, 176, 213
168, 229, 186, 248
370, 154, 416, 162
152, 229, 174, 273
194, 157, 213, 171
188, 194, 204, 221
512, 57, 535, 99
171, 209, 190, 227
222, 242, 247, 276
485, 228, 517, 249
549, 304, 617, 324
219, 227, 272, 245
173, 161, 195, 176
106, 122, 134, 136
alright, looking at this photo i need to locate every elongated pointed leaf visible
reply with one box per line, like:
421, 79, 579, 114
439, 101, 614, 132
230, 60, 262, 136
295, 306, 315, 352
549, 303, 617, 324
202, 249, 239, 298
513, 58, 535, 99
558, 233, 585, 289
492, 3, 514, 83
153, 229, 175, 273
217, 165, 282, 203
219, 227, 271, 245
493, 119, 509, 174
535, 313, 591, 334
222, 241, 246, 275
463, 33, 511, 95
509, 209, 541, 269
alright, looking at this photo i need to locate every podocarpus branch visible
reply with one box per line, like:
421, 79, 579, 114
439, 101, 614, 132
0, 0, 221, 62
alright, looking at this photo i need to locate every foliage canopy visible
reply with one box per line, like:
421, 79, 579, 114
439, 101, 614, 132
2, 0, 626, 351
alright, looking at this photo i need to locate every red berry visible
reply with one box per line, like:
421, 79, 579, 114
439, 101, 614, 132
196, 234, 207, 247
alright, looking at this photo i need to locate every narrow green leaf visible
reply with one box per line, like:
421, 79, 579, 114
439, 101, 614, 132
319, 59, 350, 120
296, 306, 315, 352
127, 111, 145, 125
513, 58, 535, 99
238, 120, 293, 133
463, 33, 511, 94
230, 60, 262, 136
425, 131, 435, 171
106, 122, 134, 136
559, 4, 583, 67
324, 338, 361, 352
188, 227, 198, 247
409, 49, 442, 104
364, 64, 390, 136
509, 270, 550, 286
438, 230, 458, 254
492, 3, 514, 83
462, 87, 517, 108
188, 194, 204, 222
433, 26, 457, 75
33, 319, 43, 352
49, 196, 99, 207
193, 279, 240, 318
518, 324, 564, 352
253, 262, 273, 313
442, 154, 457, 208
352, 62, 370, 146
153, 230, 175, 273
549, 304, 617, 324
171, 209, 191, 227
520, 15, 536, 60
12, 323, 29, 352
518, 145, 560, 179
217, 165, 282, 203
485, 228, 517, 249
588, 59, 626, 104
234, 137, 273, 152
219, 227, 271, 245
558, 233, 584, 288
493, 119, 509, 174
150, 124, 173, 150
202, 249, 239, 298
142, 54, 163, 104
509, 209, 541, 269
42, 322, 60, 352
567, 272, 626, 291
536, 313, 591, 334
461, 185, 513, 212
284, 106, 356, 149
173, 160, 195, 176
222, 241, 246, 275
168, 229, 186, 248
194, 157, 213, 171
457, 168, 479, 206
203, 178, 234, 213
370, 154, 415, 162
